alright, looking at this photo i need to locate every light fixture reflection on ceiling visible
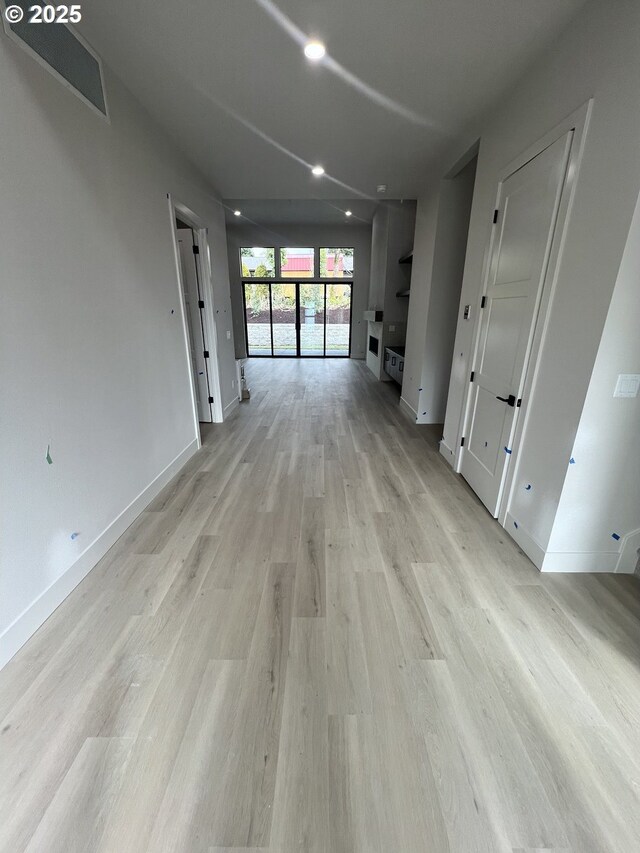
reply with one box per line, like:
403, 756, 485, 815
304, 40, 326, 61
233, 209, 242, 216
311, 165, 325, 176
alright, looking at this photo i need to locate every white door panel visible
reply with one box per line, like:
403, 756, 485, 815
480, 295, 526, 386
461, 131, 573, 516
468, 385, 507, 474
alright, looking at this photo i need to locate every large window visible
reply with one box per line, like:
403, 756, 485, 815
320, 248, 354, 278
240, 247, 275, 278
280, 247, 315, 278
243, 282, 351, 358
240, 244, 354, 358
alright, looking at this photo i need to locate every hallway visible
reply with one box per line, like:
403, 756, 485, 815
1, 358, 640, 852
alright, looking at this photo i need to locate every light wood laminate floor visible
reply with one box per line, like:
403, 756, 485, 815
2, 358, 640, 852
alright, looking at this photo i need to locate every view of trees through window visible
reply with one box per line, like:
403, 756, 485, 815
240, 247, 275, 278
240, 246, 354, 279
320, 248, 354, 277
244, 283, 350, 317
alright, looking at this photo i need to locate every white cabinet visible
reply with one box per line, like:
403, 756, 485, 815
384, 346, 405, 385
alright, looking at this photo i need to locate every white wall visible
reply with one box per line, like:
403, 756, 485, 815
405, 0, 640, 568
367, 202, 415, 321
542, 193, 640, 572
226, 223, 372, 359
0, 37, 236, 666
381, 202, 415, 322
402, 157, 476, 424
400, 194, 440, 418
368, 207, 388, 310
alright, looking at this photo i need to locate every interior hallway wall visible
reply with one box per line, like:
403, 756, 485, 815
226, 222, 372, 359
0, 37, 236, 667
405, 0, 640, 569
541, 192, 640, 572
402, 156, 476, 423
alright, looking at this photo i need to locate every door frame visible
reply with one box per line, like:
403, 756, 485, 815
167, 195, 224, 443
456, 100, 593, 524
242, 280, 352, 358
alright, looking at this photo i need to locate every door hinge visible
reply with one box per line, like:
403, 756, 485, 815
198, 300, 205, 309
517, 398, 522, 407
192, 245, 200, 255
493, 209, 499, 224
203, 350, 209, 359
208, 396, 214, 404
481, 296, 487, 308
470, 371, 475, 382
460, 437, 465, 447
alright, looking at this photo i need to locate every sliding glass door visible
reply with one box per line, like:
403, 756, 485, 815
325, 284, 351, 357
299, 284, 325, 356
243, 282, 351, 358
271, 283, 297, 356
243, 283, 271, 356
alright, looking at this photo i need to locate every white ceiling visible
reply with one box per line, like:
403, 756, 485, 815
223, 198, 379, 226
79, 0, 587, 199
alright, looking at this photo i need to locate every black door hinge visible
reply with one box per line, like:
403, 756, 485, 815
493, 209, 499, 224
203, 350, 209, 359
481, 296, 487, 308
470, 371, 475, 382
208, 396, 214, 404
192, 245, 200, 255
461, 437, 465, 447
517, 398, 522, 408
198, 300, 205, 309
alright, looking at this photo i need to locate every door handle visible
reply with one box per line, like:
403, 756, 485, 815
496, 394, 516, 407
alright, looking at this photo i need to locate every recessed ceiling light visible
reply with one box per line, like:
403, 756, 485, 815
345, 210, 352, 217
233, 209, 241, 216
377, 184, 387, 194
311, 165, 325, 177
304, 40, 326, 61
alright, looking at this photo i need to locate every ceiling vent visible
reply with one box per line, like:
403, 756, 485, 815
2, 1, 108, 118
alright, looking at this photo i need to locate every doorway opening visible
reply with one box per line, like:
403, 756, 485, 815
242, 281, 352, 357
169, 196, 224, 442
176, 220, 213, 423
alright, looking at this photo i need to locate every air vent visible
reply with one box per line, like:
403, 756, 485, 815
2, 1, 108, 118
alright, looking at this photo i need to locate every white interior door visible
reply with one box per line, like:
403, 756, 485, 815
177, 229, 212, 423
461, 131, 572, 515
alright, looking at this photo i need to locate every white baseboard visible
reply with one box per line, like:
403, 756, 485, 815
0, 439, 199, 670
541, 550, 619, 573
616, 528, 640, 574
439, 440, 455, 467
399, 396, 418, 422
223, 396, 239, 418
504, 513, 545, 570
504, 512, 637, 574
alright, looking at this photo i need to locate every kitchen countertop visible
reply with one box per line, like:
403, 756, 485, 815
385, 345, 405, 357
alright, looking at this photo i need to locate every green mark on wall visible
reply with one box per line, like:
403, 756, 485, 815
46, 444, 53, 465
